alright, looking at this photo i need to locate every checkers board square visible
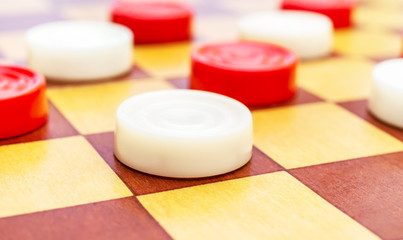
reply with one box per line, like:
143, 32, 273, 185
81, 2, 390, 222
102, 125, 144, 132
252, 102, 403, 169
0, 136, 132, 218
135, 42, 192, 78
290, 151, 403, 240
0, 197, 171, 240
47, 78, 175, 135
354, 7, 403, 30
333, 29, 401, 59
297, 57, 374, 102
363, 0, 403, 10
138, 171, 379, 240
339, 100, 403, 142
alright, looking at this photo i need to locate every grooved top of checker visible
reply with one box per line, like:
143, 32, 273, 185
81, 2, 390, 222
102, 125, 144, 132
192, 42, 297, 70
0, 65, 43, 99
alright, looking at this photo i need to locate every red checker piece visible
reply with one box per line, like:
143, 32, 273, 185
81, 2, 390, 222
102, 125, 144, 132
0, 65, 48, 139
191, 42, 298, 107
111, 1, 193, 44
281, 0, 356, 28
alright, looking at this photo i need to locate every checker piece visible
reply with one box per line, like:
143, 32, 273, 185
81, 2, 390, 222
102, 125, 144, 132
191, 42, 298, 107
281, 0, 356, 28
111, 1, 193, 44
238, 10, 333, 60
26, 21, 133, 81
369, 58, 403, 129
0, 65, 48, 139
114, 89, 253, 178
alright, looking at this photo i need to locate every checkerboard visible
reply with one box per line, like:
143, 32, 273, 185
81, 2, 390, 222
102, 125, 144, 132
0, 0, 402, 239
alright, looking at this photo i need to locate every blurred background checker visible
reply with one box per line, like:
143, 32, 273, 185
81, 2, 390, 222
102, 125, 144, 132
281, 0, 356, 28
114, 90, 253, 178
0, 66, 48, 139
191, 42, 298, 107
111, 1, 193, 44
26, 21, 133, 81
369, 59, 403, 129
238, 10, 333, 60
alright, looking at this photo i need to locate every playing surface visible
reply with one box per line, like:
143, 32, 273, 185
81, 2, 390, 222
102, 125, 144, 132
1, 0, 403, 239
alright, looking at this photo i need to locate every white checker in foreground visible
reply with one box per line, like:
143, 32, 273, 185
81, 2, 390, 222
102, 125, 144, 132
238, 10, 333, 60
114, 90, 253, 178
369, 58, 403, 129
26, 21, 133, 81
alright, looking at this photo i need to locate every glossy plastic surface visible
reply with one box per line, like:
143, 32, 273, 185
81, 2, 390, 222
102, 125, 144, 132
0, 65, 48, 139
281, 0, 356, 28
111, 1, 193, 44
191, 42, 298, 107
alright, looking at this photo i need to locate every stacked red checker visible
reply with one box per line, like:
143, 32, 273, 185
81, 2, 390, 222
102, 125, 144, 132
0, 66, 48, 139
111, 1, 193, 44
191, 42, 298, 107
281, 0, 356, 28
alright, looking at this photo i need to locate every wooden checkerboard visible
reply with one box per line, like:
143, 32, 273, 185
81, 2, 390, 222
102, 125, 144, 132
0, 0, 402, 239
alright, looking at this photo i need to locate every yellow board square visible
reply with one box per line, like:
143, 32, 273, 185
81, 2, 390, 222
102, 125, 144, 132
0, 136, 132, 218
253, 102, 403, 169
354, 7, 403, 30
333, 29, 401, 58
47, 78, 175, 134
297, 57, 374, 102
138, 171, 379, 240
134, 42, 192, 78
360, 0, 403, 10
